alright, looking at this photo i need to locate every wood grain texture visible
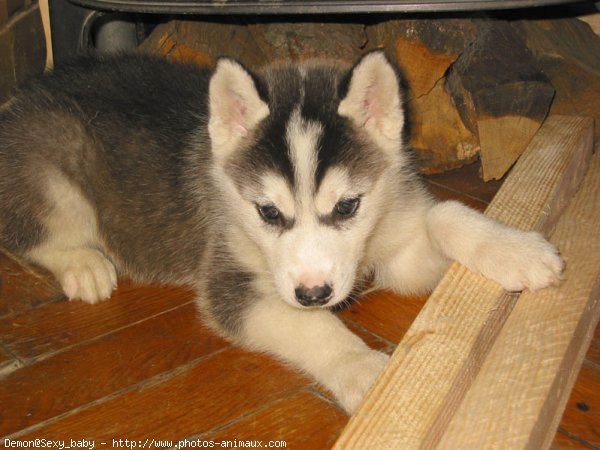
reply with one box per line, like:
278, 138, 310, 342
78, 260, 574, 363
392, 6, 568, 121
13, 348, 311, 442
586, 324, 600, 366
334, 116, 594, 450
410, 81, 480, 172
478, 115, 542, 181
424, 161, 504, 204
551, 431, 595, 449
557, 366, 600, 448
446, 20, 555, 181
342, 317, 396, 353
438, 150, 600, 449
0, 249, 63, 317
0, 303, 227, 436
482, 116, 593, 233
0, 345, 10, 364
338, 290, 428, 344
207, 391, 348, 448
367, 19, 480, 173
0, 280, 195, 360
0, 344, 20, 377
425, 181, 488, 211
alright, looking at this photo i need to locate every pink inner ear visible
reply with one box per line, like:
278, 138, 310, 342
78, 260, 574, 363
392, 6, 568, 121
229, 92, 249, 135
363, 82, 382, 130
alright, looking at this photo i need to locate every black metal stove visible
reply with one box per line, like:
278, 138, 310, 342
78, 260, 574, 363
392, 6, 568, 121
48, 0, 593, 64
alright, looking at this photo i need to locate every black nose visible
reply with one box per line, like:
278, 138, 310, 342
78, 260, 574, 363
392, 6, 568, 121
295, 284, 333, 306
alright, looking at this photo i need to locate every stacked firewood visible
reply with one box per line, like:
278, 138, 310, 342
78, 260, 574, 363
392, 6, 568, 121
141, 14, 600, 180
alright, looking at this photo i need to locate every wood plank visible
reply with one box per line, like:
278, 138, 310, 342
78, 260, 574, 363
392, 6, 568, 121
334, 116, 594, 449
38, 0, 52, 69
478, 115, 544, 180
12, 348, 311, 442
438, 150, 600, 449
426, 181, 488, 211
585, 322, 600, 367
424, 161, 504, 204
205, 391, 348, 448
557, 366, 600, 448
342, 317, 396, 353
338, 290, 428, 344
0, 280, 195, 360
0, 344, 21, 377
0, 303, 227, 436
0, 344, 10, 365
0, 249, 63, 317
551, 431, 595, 449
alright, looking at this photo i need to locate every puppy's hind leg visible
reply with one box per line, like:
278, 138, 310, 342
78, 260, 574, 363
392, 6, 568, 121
27, 171, 117, 304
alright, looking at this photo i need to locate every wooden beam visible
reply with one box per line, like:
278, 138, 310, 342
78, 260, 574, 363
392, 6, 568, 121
333, 116, 594, 449
438, 149, 600, 449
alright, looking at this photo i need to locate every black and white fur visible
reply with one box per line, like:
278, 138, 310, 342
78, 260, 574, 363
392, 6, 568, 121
0, 51, 563, 413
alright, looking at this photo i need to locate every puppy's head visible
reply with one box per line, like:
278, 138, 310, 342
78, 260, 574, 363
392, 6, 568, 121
208, 52, 407, 309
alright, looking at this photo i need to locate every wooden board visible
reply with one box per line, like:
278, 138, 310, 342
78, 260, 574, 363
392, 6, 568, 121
0, 303, 227, 436
438, 150, 600, 449
13, 348, 310, 442
0, 280, 195, 360
38, 0, 52, 69
0, 248, 63, 317
334, 116, 594, 449
207, 391, 348, 448
557, 365, 600, 447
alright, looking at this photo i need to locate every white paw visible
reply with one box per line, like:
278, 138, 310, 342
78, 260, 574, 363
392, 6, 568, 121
329, 350, 389, 414
477, 230, 564, 292
58, 248, 117, 303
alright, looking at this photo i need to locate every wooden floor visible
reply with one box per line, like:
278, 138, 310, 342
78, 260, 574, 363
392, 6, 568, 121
0, 163, 598, 449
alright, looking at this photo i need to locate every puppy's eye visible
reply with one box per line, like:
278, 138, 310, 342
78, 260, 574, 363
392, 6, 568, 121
334, 197, 360, 218
257, 204, 281, 223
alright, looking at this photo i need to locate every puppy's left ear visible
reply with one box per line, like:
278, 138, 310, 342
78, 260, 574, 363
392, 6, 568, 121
338, 52, 404, 153
208, 58, 270, 162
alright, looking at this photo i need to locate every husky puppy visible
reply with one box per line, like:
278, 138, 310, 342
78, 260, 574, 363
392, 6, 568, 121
0, 51, 563, 413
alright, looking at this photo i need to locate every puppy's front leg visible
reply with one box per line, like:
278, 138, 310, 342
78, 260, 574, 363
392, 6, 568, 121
241, 296, 388, 414
426, 200, 564, 292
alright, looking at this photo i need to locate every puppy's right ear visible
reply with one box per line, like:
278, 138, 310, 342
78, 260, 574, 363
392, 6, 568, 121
208, 58, 269, 162
338, 51, 404, 156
